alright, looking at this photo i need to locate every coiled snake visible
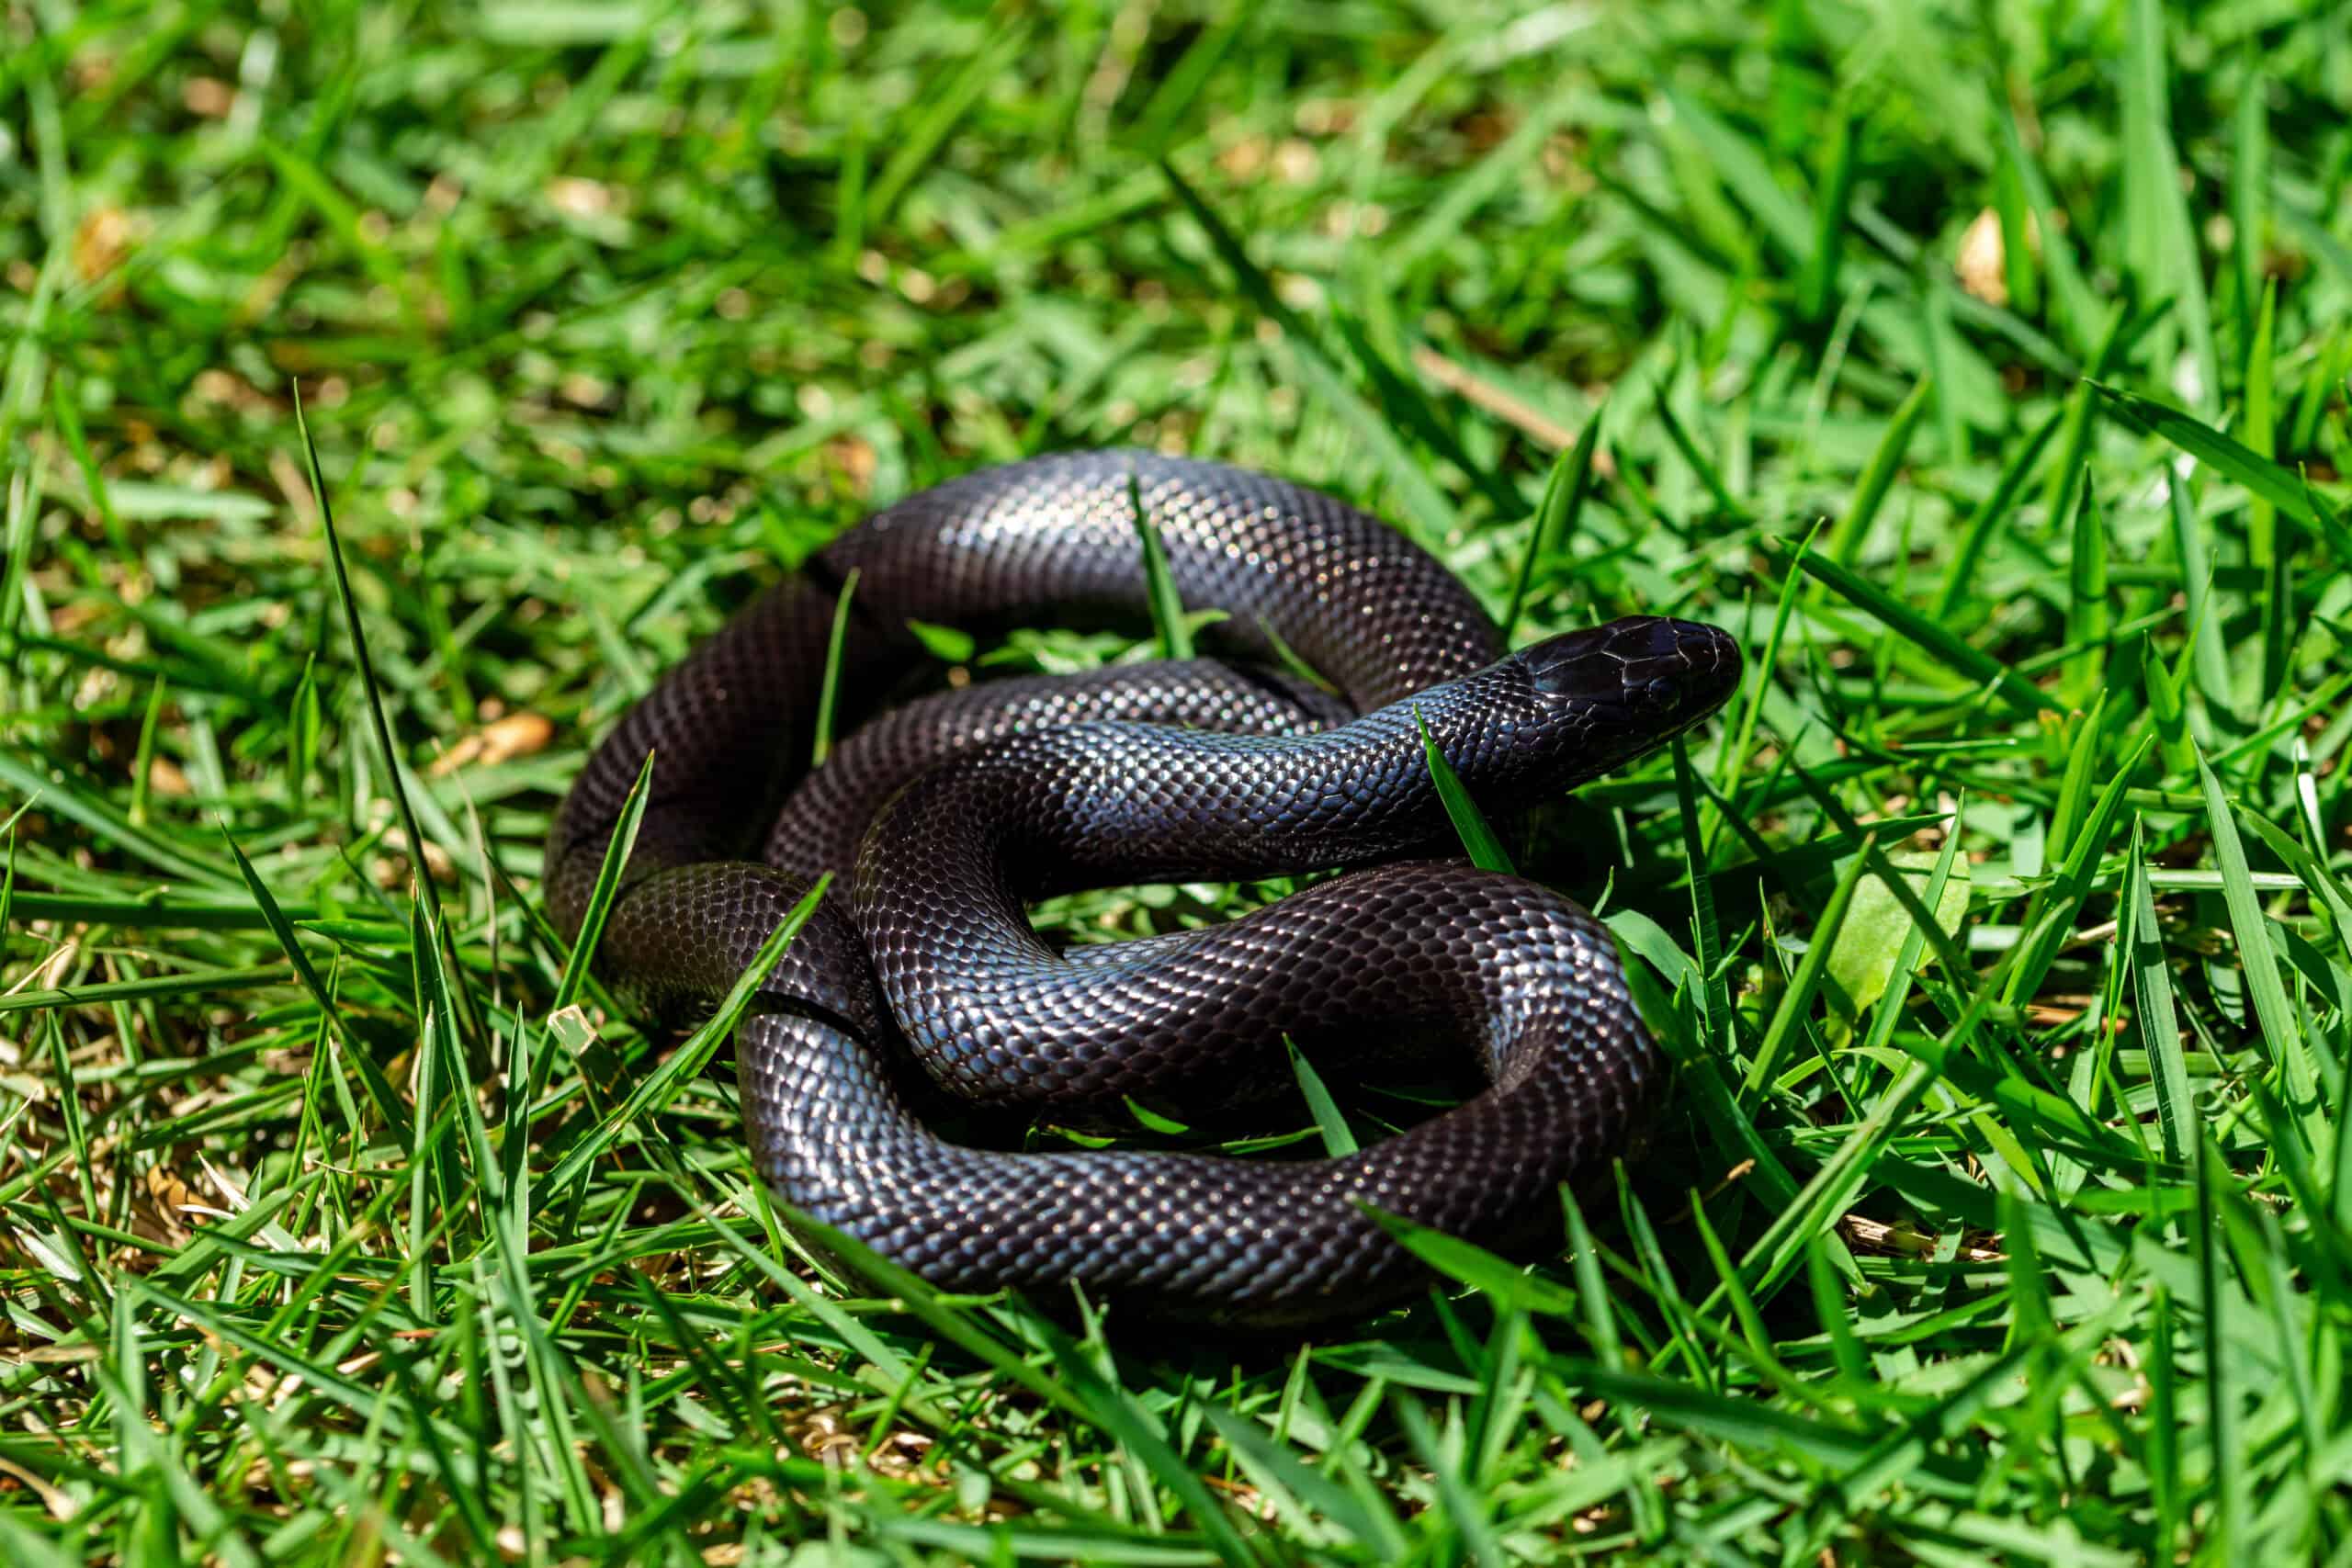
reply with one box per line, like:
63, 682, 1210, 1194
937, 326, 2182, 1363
548, 451, 1739, 1324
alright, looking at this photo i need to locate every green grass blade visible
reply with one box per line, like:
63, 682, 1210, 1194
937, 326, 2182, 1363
1930, 405, 2061, 620
2192, 749, 2319, 1125
1283, 1036, 1358, 1157
1770, 537, 2058, 715
1797, 101, 1857, 322
2125, 820, 2193, 1168
545, 874, 830, 1199
1414, 706, 1513, 874
1826, 374, 1933, 568
1501, 411, 1603, 644
1744, 834, 1873, 1094
2120, 0, 2218, 407
549, 748, 656, 1016
810, 566, 861, 766
2094, 383, 2338, 530
2064, 486, 2109, 703
2194, 1135, 2244, 1550
1363, 1209, 1579, 1319
1129, 469, 1195, 662
2232, 57, 2270, 366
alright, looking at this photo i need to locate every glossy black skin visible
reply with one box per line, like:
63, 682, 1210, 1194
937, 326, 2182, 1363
548, 451, 1740, 1324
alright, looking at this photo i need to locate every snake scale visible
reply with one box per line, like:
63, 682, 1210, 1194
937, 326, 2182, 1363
547, 451, 1739, 1324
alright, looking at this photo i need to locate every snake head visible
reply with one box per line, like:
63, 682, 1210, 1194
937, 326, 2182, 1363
1511, 615, 1742, 769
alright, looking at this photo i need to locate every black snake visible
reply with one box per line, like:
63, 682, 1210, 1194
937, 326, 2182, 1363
547, 451, 1739, 1324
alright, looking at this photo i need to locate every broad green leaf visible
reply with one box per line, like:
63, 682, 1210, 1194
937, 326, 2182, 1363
1823, 849, 1971, 1021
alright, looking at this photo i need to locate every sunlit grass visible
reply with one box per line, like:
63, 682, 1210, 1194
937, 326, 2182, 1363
3, 0, 2349, 1562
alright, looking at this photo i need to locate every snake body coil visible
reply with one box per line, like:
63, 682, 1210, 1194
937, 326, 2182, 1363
548, 452, 1739, 1323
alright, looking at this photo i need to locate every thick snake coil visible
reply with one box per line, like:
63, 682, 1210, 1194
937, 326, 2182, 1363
548, 451, 1739, 1324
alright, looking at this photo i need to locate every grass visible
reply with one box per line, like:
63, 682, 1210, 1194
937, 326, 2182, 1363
4, 0, 2351, 1561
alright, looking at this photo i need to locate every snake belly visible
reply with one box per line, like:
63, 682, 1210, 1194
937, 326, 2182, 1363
547, 450, 1740, 1324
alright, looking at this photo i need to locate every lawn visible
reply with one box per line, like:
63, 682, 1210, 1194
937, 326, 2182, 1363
5, 0, 2350, 1562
